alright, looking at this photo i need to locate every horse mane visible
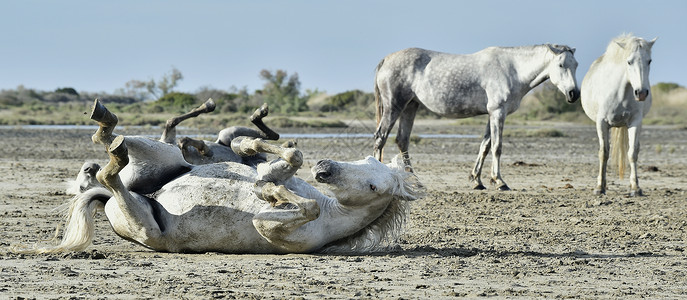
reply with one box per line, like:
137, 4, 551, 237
321, 156, 425, 254
603, 33, 653, 62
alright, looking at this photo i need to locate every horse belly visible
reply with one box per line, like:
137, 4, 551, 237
419, 86, 488, 118
154, 163, 280, 253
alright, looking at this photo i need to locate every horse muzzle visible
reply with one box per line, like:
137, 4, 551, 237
567, 89, 580, 103
634, 89, 649, 101
313, 160, 338, 183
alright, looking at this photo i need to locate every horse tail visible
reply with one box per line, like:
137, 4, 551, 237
11, 187, 111, 254
610, 126, 629, 180
374, 58, 385, 126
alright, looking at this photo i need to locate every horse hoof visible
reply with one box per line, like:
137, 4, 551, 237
473, 184, 486, 190
497, 185, 511, 191
201, 98, 216, 113
629, 189, 644, 197
251, 103, 269, 121
593, 189, 606, 195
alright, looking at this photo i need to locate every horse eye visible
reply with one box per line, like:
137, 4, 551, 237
370, 184, 377, 191
558, 63, 563, 68
648, 59, 652, 65
627, 60, 632, 65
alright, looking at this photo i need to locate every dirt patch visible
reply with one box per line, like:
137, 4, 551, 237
1, 123, 686, 298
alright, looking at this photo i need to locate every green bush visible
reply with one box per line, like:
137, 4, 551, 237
154, 92, 199, 112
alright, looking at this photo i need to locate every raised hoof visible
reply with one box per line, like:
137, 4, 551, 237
251, 103, 269, 121
253, 180, 274, 202
283, 148, 303, 168
404, 165, 414, 173
497, 185, 511, 191
90, 99, 117, 124
231, 137, 259, 157
281, 140, 297, 148
473, 184, 486, 190
201, 98, 216, 112
109, 135, 128, 159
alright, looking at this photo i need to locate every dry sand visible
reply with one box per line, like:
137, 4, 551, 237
1, 120, 686, 299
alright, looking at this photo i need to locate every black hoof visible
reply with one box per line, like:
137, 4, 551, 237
473, 184, 486, 190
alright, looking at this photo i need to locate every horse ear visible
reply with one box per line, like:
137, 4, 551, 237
546, 44, 562, 54
648, 37, 658, 48
570, 47, 576, 54
615, 41, 626, 49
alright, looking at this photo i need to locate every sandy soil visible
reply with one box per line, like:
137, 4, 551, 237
1, 120, 686, 299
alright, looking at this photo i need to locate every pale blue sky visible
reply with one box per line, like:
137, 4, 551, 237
0, 0, 683, 95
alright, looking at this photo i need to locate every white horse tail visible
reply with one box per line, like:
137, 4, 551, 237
374, 58, 385, 126
12, 187, 111, 254
610, 126, 629, 180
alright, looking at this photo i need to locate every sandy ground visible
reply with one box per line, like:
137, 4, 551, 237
1, 120, 686, 299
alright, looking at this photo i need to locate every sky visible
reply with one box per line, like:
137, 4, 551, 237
0, 0, 684, 96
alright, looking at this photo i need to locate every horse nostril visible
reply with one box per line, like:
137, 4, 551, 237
315, 171, 332, 182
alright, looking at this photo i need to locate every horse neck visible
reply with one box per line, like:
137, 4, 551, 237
320, 194, 394, 238
508, 46, 554, 90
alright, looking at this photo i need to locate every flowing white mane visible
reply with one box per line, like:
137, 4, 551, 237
604, 33, 653, 62
322, 156, 425, 253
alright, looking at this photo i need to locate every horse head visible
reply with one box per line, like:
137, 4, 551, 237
546, 44, 580, 103
312, 156, 424, 207
616, 37, 657, 101
67, 161, 103, 195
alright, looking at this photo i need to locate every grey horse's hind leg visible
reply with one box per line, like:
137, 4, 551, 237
215, 104, 280, 147
91, 99, 119, 147
469, 122, 490, 190
178, 137, 213, 157
395, 100, 420, 172
160, 98, 216, 144
373, 98, 405, 162
231, 137, 303, 183
251, 103, 279, 140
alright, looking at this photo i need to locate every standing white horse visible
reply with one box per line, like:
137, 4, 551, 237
581, 34, 656, 196
20, 100, 424, 254
374, 45, 580, 190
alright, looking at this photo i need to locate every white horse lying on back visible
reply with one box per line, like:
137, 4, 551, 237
24, 100, 424, 254
581, 34, 656, 196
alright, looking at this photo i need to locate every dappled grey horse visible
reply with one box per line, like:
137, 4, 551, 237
373, 45, 580, 190
581, 34, 656, 196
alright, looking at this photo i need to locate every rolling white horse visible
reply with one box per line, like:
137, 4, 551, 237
22, 100, 424, 254
581, 34, 656, 196
374, 45, 580, 191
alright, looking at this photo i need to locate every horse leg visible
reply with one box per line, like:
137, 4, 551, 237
160, 98, 216, 144
90, 99, 119, 147
469, 122, 491, 190
252, 180, 320, 251
627, 125, 643, 196
373, 94, 406, 162
91, 100, 191, 193
594, 121, 610, 195
231, 137, 303, 183
97, 135, 167, 250
395, 100, 420, 172
251, 103, 280, 140
178, 137, 213, 157
488, 110, 510, 191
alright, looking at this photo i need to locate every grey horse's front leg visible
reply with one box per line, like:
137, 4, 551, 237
252, 180, 320, 252
488, 110, 510, 191
232, 137, 303, 183
469, 122, 490, 190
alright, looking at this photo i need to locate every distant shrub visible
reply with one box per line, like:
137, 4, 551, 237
154, 92, 198, 112
55, 87, 79, 96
